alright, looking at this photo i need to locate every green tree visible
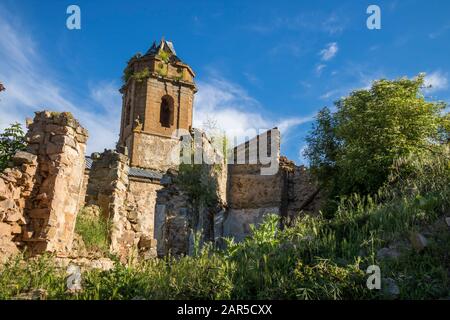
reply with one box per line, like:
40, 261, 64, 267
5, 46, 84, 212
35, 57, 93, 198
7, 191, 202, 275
0, 122, 27, 172
304, 74, 448, 202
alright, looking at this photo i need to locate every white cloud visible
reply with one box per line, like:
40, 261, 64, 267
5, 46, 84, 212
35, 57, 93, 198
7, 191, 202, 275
315, 64, 326, 76
297, 145, 308, 166
320, 89, 340, 100
0, 6, 121, 154
319, 42, 338, 61
424, 71, 448, 93
429, 24, 450, 39
194, 76, 312, 146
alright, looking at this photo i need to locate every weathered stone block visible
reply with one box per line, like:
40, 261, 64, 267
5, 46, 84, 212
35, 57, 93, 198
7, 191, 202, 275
12, 151, 37, 165
0, 199, 15, 211
0, 222, 12, 237
5, 210, 22, 223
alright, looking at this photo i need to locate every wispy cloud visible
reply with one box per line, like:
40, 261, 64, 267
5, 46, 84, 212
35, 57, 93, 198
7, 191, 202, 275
0, 5, 121, 154
268, 42, 303, 58
320, 89, 340, 100
429, 24, 450, 40
321, 13, 345, 35
319, 42, 338, 61
194, 75, 312, 145
245, 11, 347, 36
424, 71, 448, 93
315, 64, 326, 76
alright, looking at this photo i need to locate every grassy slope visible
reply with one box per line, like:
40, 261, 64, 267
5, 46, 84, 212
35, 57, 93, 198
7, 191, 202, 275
0, 153, 449, 300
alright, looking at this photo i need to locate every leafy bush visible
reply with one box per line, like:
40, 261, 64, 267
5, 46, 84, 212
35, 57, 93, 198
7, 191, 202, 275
304, 74, 449, 205
0, 122, 26, 172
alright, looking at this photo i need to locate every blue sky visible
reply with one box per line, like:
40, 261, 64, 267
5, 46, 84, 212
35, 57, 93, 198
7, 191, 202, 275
0, 0, 449, 163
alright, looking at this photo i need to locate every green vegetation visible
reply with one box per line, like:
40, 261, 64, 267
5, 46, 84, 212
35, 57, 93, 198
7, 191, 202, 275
0, 122, 26, 172
132, 67, 151, 83
0, 254, 67, 299
304, 75, 448, 210
122, 67, 151, 84
75, 207, 111, 253
1, 149, 448, 299
158, 50, 171, 63
177, 163, 219, 209
156, 63, 168, 77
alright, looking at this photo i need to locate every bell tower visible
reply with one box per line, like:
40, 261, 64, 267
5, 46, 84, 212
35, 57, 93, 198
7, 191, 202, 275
118, 38, 197, 171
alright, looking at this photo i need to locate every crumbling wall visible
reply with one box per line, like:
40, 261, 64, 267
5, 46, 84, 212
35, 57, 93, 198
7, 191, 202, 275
0, 152, 37, 262
154, 130, 227, 256
130, 131, 180, 172
84, 150, 130, 259
223, 129, 282, 241
77, 170, 90, 212
1, 111, 88, 260
85, 151, 128, 219
286, 163, 323, 218
128, 178, 162, 247
84, 150, 160, 261
23, 111, 88, 254
155, 170, 192, 256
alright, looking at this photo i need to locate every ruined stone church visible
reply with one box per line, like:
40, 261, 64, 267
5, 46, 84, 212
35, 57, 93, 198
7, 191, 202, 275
0, 39, 321, 262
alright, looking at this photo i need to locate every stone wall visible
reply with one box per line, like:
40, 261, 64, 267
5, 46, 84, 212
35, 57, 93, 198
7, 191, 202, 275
129, 131, 180, 171
85, 151, 128, 219
83, 150, 131, 260
223, 129, 283, 241
1, 111, 88, 260
78, 171, 89, 213
154, 130, 227, 256
285, 162, 323, 218
23, 111, 88, 254
0, 152, 37, 262
155, 170, 192, 256
84, 149, 161, 261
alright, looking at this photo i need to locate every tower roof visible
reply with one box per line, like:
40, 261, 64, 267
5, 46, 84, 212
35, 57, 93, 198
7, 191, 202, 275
145, 38, 180, 62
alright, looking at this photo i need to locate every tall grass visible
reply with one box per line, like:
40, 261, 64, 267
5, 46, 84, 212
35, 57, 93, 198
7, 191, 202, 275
75, 207, 111, 253
0, 149, 448, 300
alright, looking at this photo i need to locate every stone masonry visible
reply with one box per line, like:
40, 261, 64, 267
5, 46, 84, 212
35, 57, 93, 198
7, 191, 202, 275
23, 111, 88, 254
0, 152, 37, 261
0, 111, 88, 261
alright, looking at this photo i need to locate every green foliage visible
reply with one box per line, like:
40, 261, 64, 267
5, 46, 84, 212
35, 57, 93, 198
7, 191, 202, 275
177, 163, 218, 208
77, 251, 232, 300
158, 50, 171, 63
0, 254, 67, 299
75, 207, 111, 253
122, 67, 133, 83
380, 230, 450, 299
304, 74, 448, 203
122, 67, 151, 84
0, 144, 448, 300
0, 122, 26, 172
156, 63, 168, 77
132, 67, 151, 82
